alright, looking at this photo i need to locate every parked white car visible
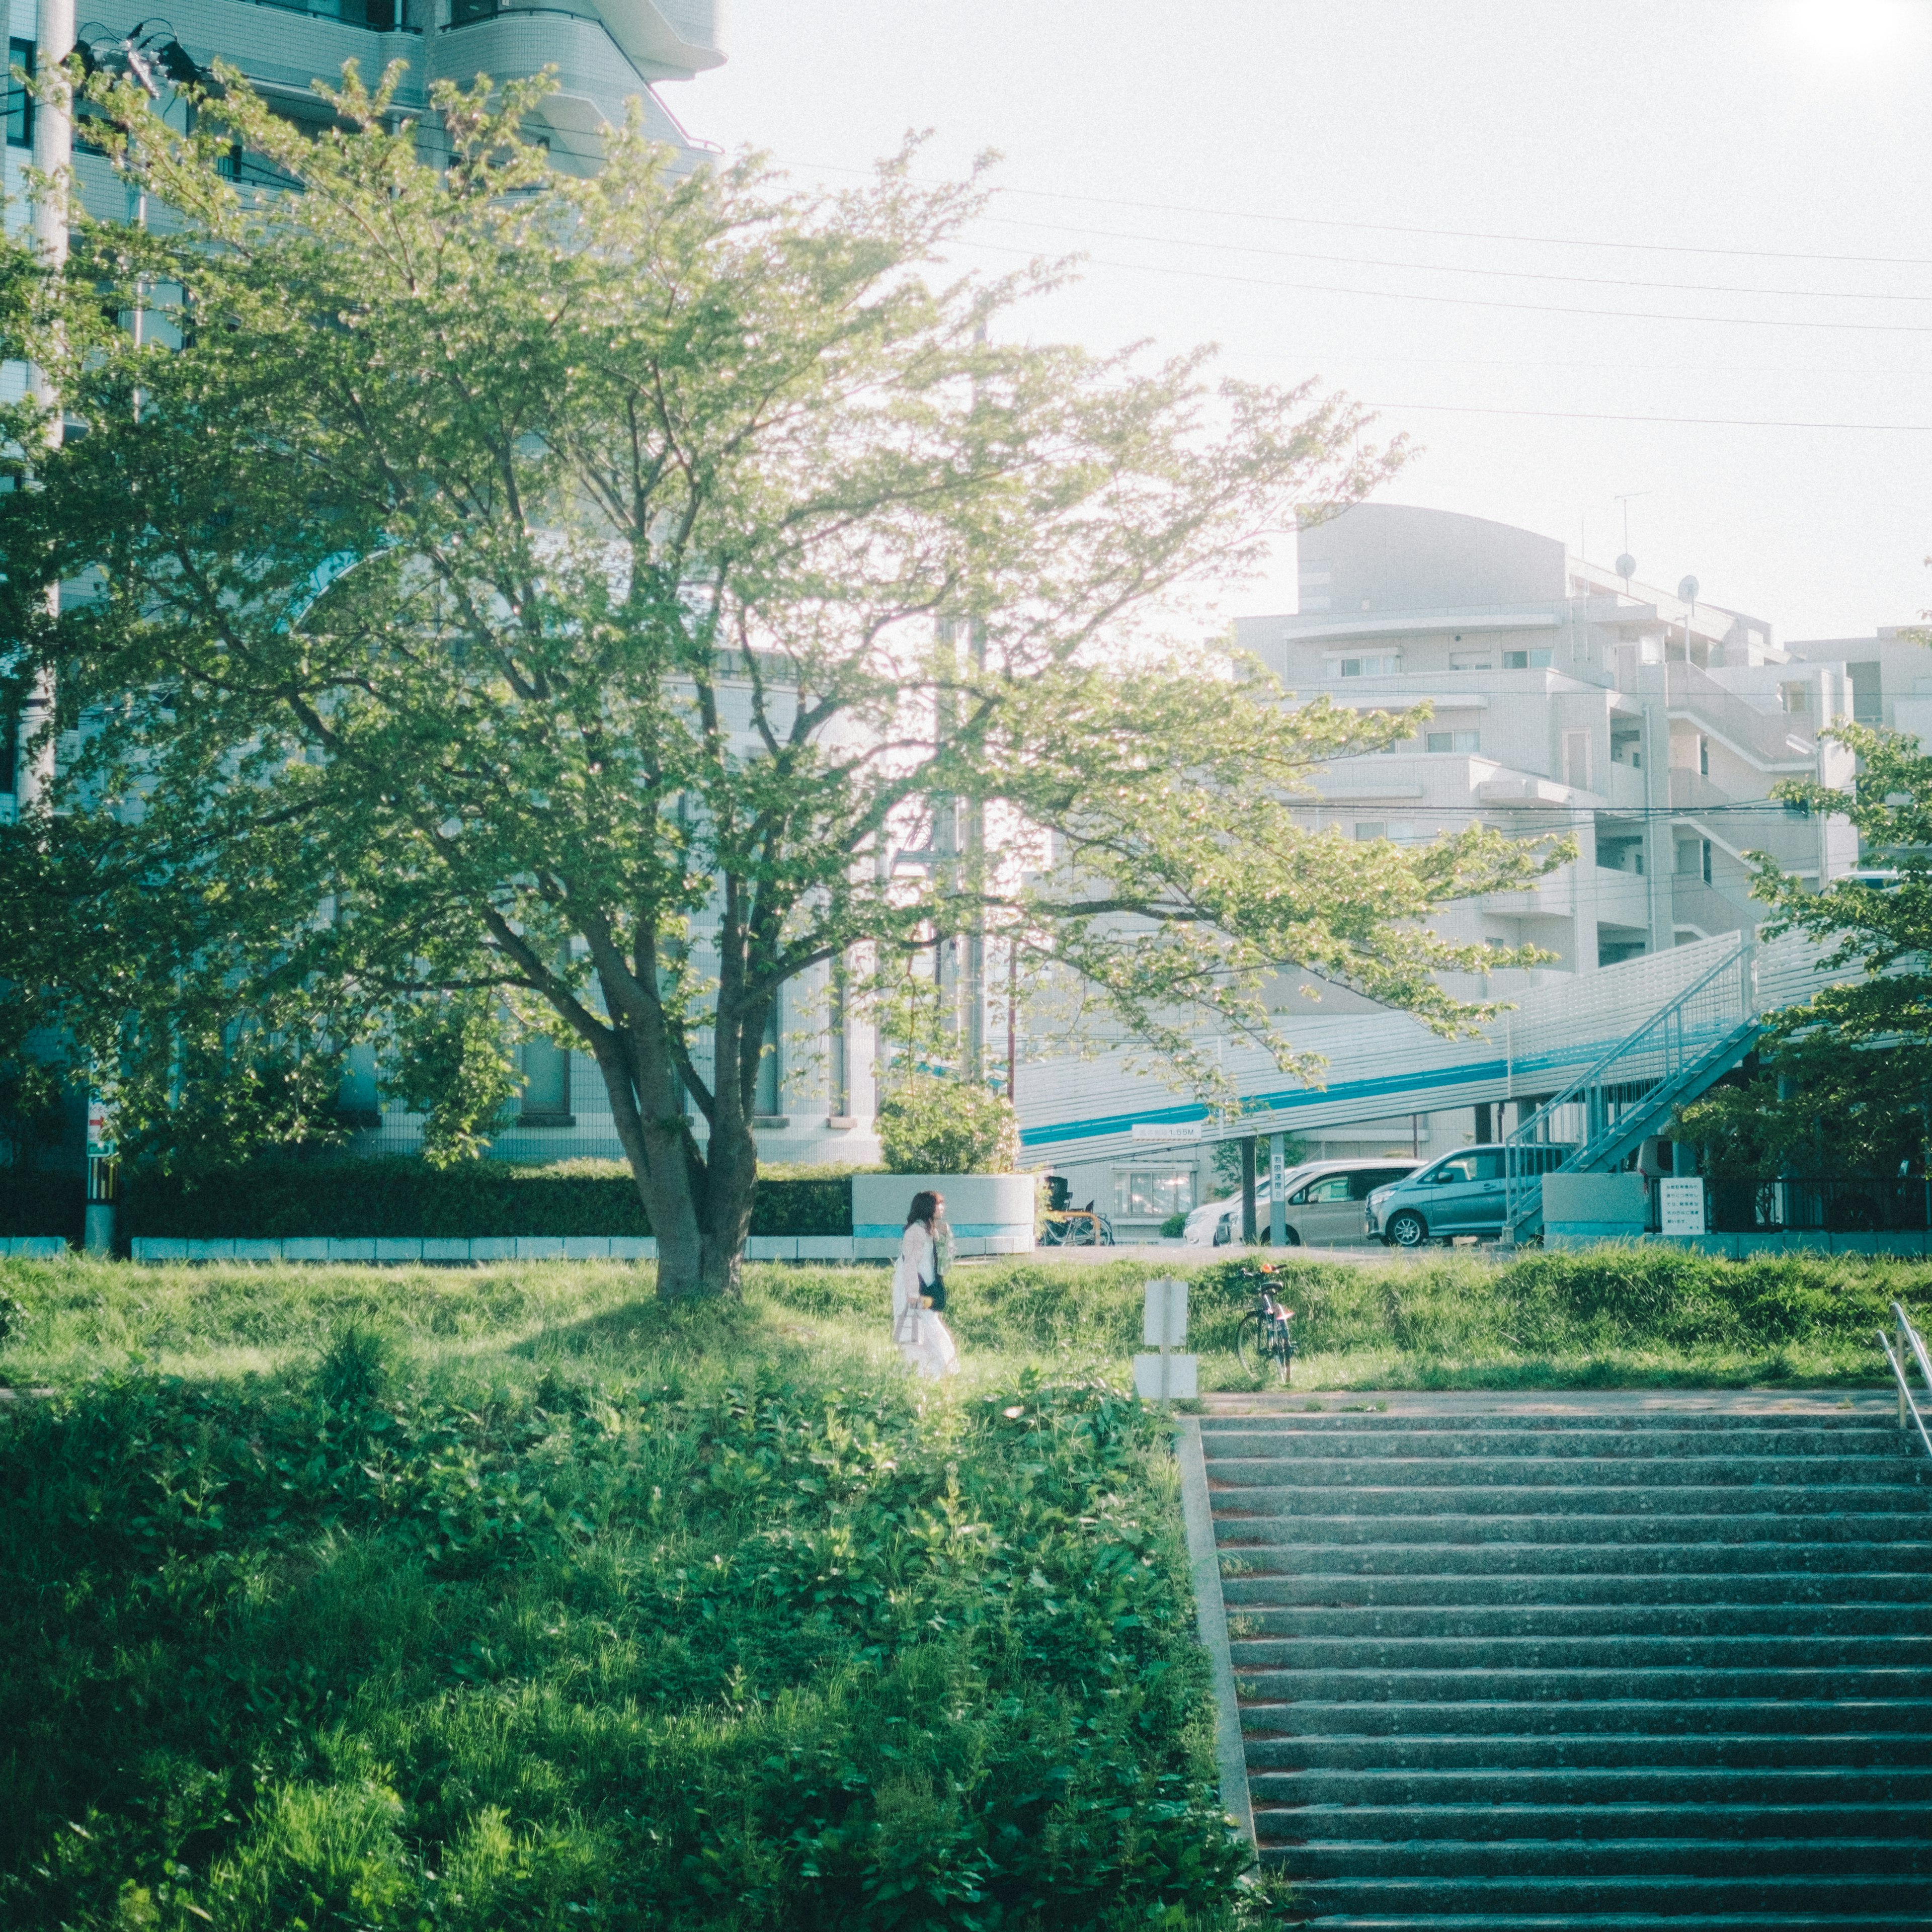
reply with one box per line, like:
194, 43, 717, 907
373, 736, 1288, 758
1182, 1157, 1422, 1247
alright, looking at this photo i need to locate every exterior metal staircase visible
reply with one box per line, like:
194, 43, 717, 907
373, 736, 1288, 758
1503, 938, 1760, 1241
1200, 1390, 1932, 1928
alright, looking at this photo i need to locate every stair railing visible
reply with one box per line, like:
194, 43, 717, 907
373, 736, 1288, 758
1880, 1301, 1932, 1462
1502, 937, 1756, 1239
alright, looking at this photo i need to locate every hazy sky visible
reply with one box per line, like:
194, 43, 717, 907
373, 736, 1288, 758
670, 0, 1932, 643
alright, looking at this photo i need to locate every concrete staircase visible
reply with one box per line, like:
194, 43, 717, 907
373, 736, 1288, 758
1201, 1395, 1932, 1927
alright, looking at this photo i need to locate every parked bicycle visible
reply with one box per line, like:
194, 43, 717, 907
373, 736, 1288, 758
1231, 1260, 1296, 1384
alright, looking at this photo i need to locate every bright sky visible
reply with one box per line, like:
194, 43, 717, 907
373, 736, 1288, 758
672, 0, 1932, 645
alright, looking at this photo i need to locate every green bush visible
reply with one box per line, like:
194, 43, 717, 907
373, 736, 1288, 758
122, 1159, 854, 1239
0, 1172, 81, 1240
1160, 1212, 1188, 1238
877, 1076, 1018, 1174
0, 1345, 1245, 1929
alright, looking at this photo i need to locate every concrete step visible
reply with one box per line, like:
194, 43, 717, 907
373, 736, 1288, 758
1219, 1537, 1932, 1573
1201, 1406, 1932, 1920
1220, 1569, 1932, 1605
1263, 1805, 1932, 1846
1244, 1732, 1932, 1772
1233, 1664, 1925, 1702
1199, 1411, 1898, 1435
1201, 1425, 1914, 1460
1205, 1454, 1928, 1487
1229, 1634, 1932, 1670
1248, 1766, 1932, 1808
1239, 1699, 1932, 1739
1230, 1602, 1932, 1638
1211, 1482, 1927, 1517
1216, 1512, 1929, 1546
1262, 1876, 1924, 1914
1300, 1918, 1923, 1930
1275, 1835, 1932, 1878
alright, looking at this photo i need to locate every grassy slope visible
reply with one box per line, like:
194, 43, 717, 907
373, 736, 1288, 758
0, 1244, 1921, 1929
0, 1257, 1252, 1932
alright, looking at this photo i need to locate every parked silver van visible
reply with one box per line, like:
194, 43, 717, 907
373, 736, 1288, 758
1364, 1144, 1575, 1248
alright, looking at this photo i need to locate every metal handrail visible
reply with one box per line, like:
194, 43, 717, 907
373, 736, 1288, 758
1502, 936, 1753, 1237
1880, 1301, 1932, 1462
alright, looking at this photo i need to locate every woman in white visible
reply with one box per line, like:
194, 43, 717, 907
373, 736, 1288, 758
892, 1190, 960, 1379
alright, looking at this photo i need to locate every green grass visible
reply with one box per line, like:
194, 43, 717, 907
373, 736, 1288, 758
0, 1255, 1261, 1932
0, 1243, 1920, 1929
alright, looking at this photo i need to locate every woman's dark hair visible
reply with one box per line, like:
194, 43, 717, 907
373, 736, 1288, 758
906, 1190, 942, 1230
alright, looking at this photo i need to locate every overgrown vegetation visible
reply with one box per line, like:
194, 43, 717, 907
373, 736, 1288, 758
0, 1255, 1251, 1931
877, 1075, 1020, 1175
0, 1241, 1912, 1927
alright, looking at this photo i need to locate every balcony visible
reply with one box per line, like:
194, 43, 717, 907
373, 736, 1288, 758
1671, 877, 1753, 939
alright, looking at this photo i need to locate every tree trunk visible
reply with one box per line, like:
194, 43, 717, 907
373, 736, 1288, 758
584, 1028, 757, 1299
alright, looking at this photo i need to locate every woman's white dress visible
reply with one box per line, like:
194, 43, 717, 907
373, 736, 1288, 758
891, 1221, 960, 1379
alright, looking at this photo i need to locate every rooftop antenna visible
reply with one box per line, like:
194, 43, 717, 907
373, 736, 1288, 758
1613, 492, 1649, 591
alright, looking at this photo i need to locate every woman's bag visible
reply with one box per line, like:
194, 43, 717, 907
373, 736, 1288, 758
925, 1270, 946, 1314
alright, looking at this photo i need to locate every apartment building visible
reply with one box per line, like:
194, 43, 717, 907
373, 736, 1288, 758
1021, 503, 1867, 1236
4, 0, 896, 1177
1241, 503, 1859, 981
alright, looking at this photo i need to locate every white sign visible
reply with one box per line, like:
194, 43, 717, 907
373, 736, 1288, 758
1143, 1277, 1190, 1348
1133, 1352, 1199, 1399
1131, 1121, 1202, 1142
1659, 1177, 1707, 1236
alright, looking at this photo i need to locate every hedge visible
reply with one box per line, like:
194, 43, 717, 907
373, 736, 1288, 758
0, 1173, 83, 1240
121, 1159, 853, 1240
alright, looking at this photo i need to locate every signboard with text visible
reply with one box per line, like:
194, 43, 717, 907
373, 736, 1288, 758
1659, 1178, 1707, 1237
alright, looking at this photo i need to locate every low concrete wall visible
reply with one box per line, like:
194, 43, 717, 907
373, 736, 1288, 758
0, 1236, 67, 1258
1546, 1229, 1932, 1258
1543, 1172, 1645, 1244
852, 1174, 1036, 1254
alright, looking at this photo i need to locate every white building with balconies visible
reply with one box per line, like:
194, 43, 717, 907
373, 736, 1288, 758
1241, 503, 1858, 983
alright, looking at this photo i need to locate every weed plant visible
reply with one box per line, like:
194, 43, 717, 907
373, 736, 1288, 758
0, 1258, 1252, 1931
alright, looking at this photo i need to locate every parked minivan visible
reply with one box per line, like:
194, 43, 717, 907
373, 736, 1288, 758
1364, 1144, 1575, 1248
1183, 1158, 1422, 1247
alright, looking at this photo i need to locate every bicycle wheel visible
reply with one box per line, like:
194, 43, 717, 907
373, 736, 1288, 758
1272, 1323, 1295, 1387
1235, 1310, 1267, 1380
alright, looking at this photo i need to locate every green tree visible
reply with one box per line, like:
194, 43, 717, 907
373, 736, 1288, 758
1676, 711, 1932, 1178
0, 65, 1563, 1295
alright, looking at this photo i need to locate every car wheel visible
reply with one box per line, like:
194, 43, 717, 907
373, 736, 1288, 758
1386, 1211, 1427, 1249
1213, 1221, 1231, 1246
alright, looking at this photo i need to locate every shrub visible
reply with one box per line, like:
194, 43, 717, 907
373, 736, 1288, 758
877, 1077, 1018, 1174
1160, 1212, 1187, 1237
122, 1159, 855, 1239
0, 1173, 81, 1240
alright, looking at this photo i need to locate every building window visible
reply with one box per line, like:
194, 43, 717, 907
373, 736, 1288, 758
1426, 730, 1479, 754
1698, 733, 1710, 776
1503, 648, 1552, 670
1353, 821, 1386, 841
7, 39, 31, 150
1115, 1169, 1196, 1219
449, 0, 499, 22
1450, 650, 1492, 671
1675, 839, 1713, 883
754, 1001, 780, 1116
1335, 654, 1400, 677
520, 1036, 572, 1121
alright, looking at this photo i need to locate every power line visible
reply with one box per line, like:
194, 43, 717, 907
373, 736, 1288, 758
799, 159, 1932, 271
951, 238, 1932, 336
1361, 401, 1932, 432
973, 212, 1932, 306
